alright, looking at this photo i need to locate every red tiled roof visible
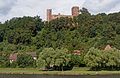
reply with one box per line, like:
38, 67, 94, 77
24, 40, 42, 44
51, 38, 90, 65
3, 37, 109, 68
73, 50, 81, 55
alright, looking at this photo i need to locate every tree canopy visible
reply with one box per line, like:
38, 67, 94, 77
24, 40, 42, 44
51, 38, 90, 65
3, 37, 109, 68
0, 8, 120, 70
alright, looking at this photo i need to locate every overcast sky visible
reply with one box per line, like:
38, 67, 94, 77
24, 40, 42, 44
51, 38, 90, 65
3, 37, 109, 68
0, 0, 120, 22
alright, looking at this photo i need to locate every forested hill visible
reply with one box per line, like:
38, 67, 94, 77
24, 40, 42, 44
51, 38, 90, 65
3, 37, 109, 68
0, 8, 120, 54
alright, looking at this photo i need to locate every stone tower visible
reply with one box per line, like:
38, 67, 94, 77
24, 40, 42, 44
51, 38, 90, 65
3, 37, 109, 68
47, 9, 52, 21
72, 6, 79, 16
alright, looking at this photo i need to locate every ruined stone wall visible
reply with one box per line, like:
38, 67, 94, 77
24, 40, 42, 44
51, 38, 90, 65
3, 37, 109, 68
47, 6, 79, 21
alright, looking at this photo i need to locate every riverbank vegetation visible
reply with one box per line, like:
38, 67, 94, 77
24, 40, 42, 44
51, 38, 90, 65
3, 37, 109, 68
1, 68, 120, 75
0, 8, 120, 71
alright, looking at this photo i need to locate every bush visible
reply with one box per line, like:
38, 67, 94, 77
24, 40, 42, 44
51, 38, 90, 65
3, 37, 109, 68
10, 61, 17, 68
0, 53, 10, 68
17, 53, 35, 68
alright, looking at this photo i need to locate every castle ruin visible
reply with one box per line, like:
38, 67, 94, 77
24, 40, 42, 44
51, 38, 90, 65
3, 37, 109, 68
47, 6, 79, 21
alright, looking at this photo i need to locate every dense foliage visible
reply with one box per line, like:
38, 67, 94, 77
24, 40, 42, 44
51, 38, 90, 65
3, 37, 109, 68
0, 53, 9, 67
84, 47, 120, 70
17, 53, 36, 68
37, 48, 72, 70
0, 8, 120, 70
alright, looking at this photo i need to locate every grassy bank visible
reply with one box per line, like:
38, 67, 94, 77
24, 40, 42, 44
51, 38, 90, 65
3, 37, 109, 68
0, 67, 120, 75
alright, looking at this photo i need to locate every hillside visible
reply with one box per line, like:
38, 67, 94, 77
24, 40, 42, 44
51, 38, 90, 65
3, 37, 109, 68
0, 8, 120, 69
0, 9, 120, 53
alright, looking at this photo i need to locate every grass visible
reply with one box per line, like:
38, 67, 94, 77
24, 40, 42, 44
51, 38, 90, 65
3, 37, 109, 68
0, 67, 120, 75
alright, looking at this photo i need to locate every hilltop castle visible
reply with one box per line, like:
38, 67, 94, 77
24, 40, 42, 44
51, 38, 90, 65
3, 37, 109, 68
47, 6, 79, 21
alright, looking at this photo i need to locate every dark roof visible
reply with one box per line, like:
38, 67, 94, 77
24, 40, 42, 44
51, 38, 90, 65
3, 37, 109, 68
26, 52, 37, 57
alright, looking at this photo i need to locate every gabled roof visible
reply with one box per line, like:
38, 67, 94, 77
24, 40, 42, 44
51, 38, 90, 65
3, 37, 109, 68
104, 45, 112, 51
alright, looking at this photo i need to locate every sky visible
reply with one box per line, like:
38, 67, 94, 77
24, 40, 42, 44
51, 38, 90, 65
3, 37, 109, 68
0, 0, 120, 22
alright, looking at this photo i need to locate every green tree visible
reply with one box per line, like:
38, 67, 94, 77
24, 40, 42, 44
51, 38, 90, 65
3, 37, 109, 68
37, 48, 56, 69
84, 47, 102, 70
54, 48, 71, 71
17, 53, 35, 68
84, 47, 120, 70
0, 53, 10, 67
37, 48, 72, 71
80, 7, 90, 14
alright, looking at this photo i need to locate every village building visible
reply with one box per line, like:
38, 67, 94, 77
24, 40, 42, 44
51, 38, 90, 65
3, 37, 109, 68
73, 50, 81, 55
104, 45, 112, 51
9, 53, 18, 63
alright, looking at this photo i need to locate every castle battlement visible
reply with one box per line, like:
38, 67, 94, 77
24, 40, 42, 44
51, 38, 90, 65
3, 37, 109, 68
47, 6, 79, 21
